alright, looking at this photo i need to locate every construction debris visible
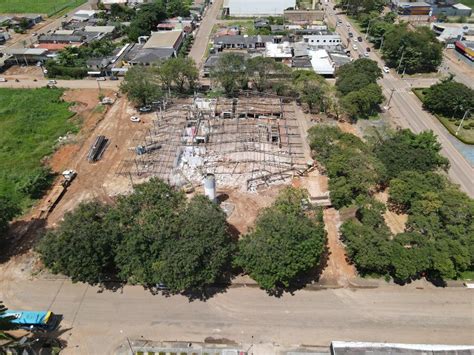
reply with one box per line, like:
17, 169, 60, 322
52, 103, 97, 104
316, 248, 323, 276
117, 94, 306, 192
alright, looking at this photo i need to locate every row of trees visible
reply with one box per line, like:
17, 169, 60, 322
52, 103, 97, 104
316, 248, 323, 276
120, 57, 199, 106
335, 59, 384, 119
37, 180, 327, 293
309, 125, 472, 283
211, 53, 339, 114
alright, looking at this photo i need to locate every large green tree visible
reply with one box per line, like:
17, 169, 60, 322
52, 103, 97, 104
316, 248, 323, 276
422, 80, 474, 119
154, 195, 234, 292
235, 188, 326, 291
382, 24, 443, 73
211, 53, 248, 96
156, 57, 199, 93
37, 201, 117, 284
388, 171, 445, 211
120, 66, 164, 106
340, 83, 384, 119
374, 129, 449, 180
114, 179, 185, 285
127, 1, 167, 42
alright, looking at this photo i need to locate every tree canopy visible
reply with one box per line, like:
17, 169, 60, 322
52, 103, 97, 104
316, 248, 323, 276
38, 179, 234, 293
335, 59, 384, 119
37, 201, 117, 284
120, 66, 164, 106
422, 79, 474, 119
382, 24, 443, 74
311, 125, 473, 283
374, 129, 449, 180
211, 53, 249, 96
234, 187, 326, 291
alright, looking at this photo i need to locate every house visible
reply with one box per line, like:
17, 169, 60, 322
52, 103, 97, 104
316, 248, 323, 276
213, 35, 281, 50
124, 45, 176, 65
2, 48, 49, 65
265, 41, 293, 60
254, 18, 270, 29
432, 22, 474, 43
143, 30, 184, 54
157, 17, 195, 33
84, 25, 117, 37
224, 0, 296, 17
71, 10, 98, 22
309, 49, 335, 76
303, 34, 342, 48
38, 34, 84, 44
124, 31, 184, 66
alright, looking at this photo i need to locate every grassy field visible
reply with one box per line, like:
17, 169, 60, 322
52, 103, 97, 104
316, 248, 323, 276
0, 88, 77, 209
0, 0, 85, 15
412, 88, 474, 145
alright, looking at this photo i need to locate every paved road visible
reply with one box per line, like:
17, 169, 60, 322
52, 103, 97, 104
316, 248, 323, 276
1, 277, 473, 354
0, 78, 120, 90
189, 0, 224, 69
325, 4, 474, 197
2, 2, 90, 50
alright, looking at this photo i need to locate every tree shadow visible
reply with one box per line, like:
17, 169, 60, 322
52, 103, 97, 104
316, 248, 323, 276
217, 193, 229, 203
265, 244, 330, 298
0, 218, 46, 264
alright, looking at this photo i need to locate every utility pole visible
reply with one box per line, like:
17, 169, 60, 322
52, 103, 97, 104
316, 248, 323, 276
386, 88, 395, 107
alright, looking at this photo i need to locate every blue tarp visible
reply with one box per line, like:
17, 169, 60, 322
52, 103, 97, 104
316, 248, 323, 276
3, 310, 49, 325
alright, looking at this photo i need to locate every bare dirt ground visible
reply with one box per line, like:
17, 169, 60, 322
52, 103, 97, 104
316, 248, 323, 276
47, 93, 155, 226
319, 208, 357, 286
375, 190, 408, 234
2, 65, 45, 79
222, 185, 284, 235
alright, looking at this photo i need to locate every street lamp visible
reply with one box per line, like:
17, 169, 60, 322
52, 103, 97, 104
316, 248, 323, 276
455, 108, 472, 136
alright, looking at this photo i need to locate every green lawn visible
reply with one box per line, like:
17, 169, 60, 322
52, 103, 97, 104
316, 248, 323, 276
0, 0, 86, 15
0, 88, 77, 209
412, 88, 474, 145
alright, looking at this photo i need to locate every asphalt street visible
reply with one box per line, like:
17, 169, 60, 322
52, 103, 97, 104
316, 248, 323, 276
1, 277, 473, 354
324, 3, 474, 197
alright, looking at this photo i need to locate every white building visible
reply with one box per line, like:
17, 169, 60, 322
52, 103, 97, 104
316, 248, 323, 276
303, 34, 342, 48
224, 0, 296, 17
309, 49, 335, 76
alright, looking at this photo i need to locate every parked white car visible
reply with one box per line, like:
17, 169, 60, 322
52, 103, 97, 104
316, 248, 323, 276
383, 66, 390, 73
130, 116, 141, 122
0, 77, 7, 82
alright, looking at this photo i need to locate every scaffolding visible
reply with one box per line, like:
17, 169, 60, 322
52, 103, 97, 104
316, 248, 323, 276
116, 94, 306, 191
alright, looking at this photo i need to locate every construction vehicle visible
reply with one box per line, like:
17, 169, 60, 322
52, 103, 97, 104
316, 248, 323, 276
33, 170, 76, 220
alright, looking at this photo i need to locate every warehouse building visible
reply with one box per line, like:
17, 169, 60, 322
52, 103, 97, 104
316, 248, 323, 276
223, 0, 296, 17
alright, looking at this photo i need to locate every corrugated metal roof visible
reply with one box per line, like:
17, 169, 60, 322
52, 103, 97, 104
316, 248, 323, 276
143, 30, 182, 49
84, 25, 115, 33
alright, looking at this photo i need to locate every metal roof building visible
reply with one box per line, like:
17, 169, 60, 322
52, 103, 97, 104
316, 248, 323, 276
224, 0, 296, 17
